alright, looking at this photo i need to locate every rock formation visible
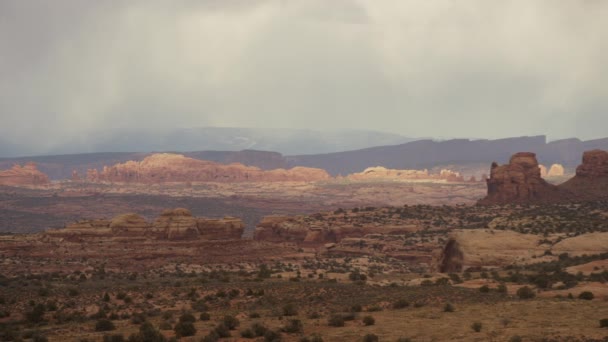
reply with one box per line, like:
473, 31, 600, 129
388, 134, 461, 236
560, 150, 608, 200
153, 209, 200, 240
479, 153, 566, 204
45, 208, 244, 241
438, 229, 608, 272
347, 166, 464, 182
253, 213, 419, 244
0, 163, 49, 187
479, 150, 608, 204
547, 164, 565, 177
539, 164, 548, 178
71, 170, 81, 182
86, 153, 330, 183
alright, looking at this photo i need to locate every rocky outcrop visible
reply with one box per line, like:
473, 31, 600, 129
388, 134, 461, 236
539, 165, 548, 178
438, 229, 546, 272
346, 166, 464, 182
0, 163, 49, 187
479, 153, 569, 204
153, 209, 200, 240
110, 213, 152, 237
253, 213, 420, 244
438, 230, 608, 272
560, 150, 608, 200
547, 164, 565, 177
87, 153, 330, 183
45, 208, 244, 241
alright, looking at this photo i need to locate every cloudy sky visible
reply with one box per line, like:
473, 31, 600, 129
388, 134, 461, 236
1, 0, 607, 151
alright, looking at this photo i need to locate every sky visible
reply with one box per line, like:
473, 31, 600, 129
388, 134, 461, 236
1, 0, 607, 152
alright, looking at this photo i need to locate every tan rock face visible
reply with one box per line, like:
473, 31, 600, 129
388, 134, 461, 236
438, 230, 608, 272
547, 164, 565, 177
347, 166, 464, 182
0, 163, 49, 187
539, 164, 548, 178
86, 153, 330, 183
45, 208, 244, 241
153, 208, 199, 240
479, 152, 565, 204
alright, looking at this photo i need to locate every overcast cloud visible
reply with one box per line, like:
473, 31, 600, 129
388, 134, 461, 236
1, 0, 607, 153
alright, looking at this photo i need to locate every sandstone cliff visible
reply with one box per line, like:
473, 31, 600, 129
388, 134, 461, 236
87, 153, 330, 183
479, 153, 567, 204
346, 166, 464, 182
45, 208, 244, 241
0, 163, 50, 187
480, 150, 607, 204
560, 150, 608, 200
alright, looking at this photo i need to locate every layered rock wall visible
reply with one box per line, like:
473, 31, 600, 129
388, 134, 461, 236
0, 163, 50, 187
45, 208, 244, 241
86, 153, 330, 183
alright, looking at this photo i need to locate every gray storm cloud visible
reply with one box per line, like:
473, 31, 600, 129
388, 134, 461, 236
0, 0, 607, 154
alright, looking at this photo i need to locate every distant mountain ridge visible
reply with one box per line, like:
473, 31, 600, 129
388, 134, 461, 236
29, 127, 418, 157
2, 135, 608, 180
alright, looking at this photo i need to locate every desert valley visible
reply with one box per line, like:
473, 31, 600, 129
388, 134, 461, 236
2, 2, 608, 341
1, 137, 608, 342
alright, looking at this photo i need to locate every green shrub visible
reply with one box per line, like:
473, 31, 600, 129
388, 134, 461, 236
362, 334, 378, 342
328, 314, 345, 327
362, 316, 375, 326
263, 329, 282, 342
282, 319, 303, 333
252, 322, 269, 337
516, 286, 536, 299
282, 303, 298, 316
600, 318, 608, 328
192, 299, 209, 312
241, 329, 255, 338
26, 303, 46, 323
393, 299, 410, 309
223, 315, 240, 330
200, 312, 211, 321
174, 321, 196, 337
479, 285, 490, 293
444, 303, 455, 312
202, 331, 220, 342
102, 334, 124, 342
471, 322, 482, 332
249, 312, 261, 318
95, 319, 116, 332
214, 323, 231, 338
509, 336, 523, 342
578, 291, 594, 300
179, 312, 196, 323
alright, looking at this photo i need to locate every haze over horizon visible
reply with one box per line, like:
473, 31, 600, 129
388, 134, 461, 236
1, 1, 607, 155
